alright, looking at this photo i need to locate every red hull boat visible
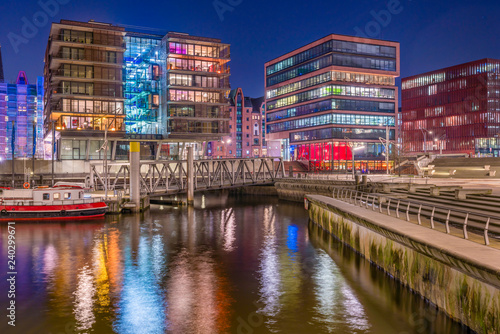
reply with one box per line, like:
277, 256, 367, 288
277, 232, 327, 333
0, 183, 107, 221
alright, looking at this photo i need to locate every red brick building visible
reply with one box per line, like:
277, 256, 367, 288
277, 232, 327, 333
402, 59, 500, 156
207, 88, 266, 158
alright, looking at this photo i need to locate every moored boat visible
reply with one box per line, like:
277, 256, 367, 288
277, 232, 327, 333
0, 183, 107, 221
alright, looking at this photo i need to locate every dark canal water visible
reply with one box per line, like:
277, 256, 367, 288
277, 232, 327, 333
1, 194, 470, 334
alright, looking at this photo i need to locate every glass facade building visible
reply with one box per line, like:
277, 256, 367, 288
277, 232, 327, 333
401, 59, 500, 156
124, 33, 162, 136
44, 20, 231, 161
0, 72, 44, 160
265, 34, 400, 172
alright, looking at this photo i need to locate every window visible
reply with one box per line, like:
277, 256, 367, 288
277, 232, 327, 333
53, 193, 60, 200
64, 193, 71, 199
43, 193, 50, 200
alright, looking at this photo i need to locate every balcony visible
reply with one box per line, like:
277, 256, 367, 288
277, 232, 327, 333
51, 34, 126, 49
50, 53, 122, 68
54, 115, 125, 133
166, 64, 230, 76
50, 87, 123, 100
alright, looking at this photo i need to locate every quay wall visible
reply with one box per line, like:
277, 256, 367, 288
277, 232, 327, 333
306, 195, 500, 334
275, 179, 356, 202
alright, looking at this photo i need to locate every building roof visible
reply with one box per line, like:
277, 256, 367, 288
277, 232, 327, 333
402, 58, 500, 81
250, 97, 264, 112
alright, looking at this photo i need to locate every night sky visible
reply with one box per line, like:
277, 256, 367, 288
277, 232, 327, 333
0, 0, 499, 99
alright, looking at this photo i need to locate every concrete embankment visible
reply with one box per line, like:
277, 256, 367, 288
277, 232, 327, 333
306, 194, 500, 334
275, 178, 356, 202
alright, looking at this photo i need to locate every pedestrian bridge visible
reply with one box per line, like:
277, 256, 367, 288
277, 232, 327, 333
89, 157, 285, 196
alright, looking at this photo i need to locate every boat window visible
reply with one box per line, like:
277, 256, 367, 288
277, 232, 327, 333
54, 193, 61, 200
43, 193, 50, 200
64, 192, 71, 199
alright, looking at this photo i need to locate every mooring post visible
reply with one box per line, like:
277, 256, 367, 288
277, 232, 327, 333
187, 146, 194, 205
130, 142, 141, 211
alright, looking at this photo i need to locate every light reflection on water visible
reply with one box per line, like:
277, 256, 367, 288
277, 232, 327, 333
0, 195, 470, 334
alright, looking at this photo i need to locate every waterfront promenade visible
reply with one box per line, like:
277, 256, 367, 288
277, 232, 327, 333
306, 194, 500, 334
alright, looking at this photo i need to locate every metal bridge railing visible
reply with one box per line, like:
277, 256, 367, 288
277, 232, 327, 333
332, 187, 500, 246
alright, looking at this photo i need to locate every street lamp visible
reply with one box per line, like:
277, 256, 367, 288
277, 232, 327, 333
98, 108, 121, 201
419, 126, 433, 155
221, 138, 231, 158
379, 119, 393, 175
434, 134, 446, 155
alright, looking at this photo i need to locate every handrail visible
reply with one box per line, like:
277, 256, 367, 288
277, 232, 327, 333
331, 187, 500, 245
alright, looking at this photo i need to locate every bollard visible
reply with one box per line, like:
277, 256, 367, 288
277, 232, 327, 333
362, 175, 368, 186
355, 174, 360, 185
289, 166, 294, 178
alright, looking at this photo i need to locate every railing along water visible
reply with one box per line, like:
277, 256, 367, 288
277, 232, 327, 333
331, 187, 500, 246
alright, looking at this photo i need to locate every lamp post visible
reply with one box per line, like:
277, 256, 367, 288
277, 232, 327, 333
379, 121, 391, 175
434, 134, 446, 155
419, 127, 433, 155
344, 137, 350, 177
98, 108, 120, 201
51, 120, 55, 186
32, 117, 36, 183
221, 138, 231, 158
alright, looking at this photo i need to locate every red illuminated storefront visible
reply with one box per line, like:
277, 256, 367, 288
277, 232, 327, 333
293, 141, 391, 172
402, 59, 500, 156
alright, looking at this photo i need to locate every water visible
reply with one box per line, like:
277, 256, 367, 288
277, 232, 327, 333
0, 194, 470, 334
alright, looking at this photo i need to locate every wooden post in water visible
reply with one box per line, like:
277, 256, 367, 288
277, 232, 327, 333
130, 142, 141, 211
187, 146, 194, 206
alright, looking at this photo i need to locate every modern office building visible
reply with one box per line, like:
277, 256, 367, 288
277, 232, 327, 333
265, 34, 400, 172
207, 88, 265, 158
0, 71, 44, 160
43, 20, 231, 161
402, 59, 500, 156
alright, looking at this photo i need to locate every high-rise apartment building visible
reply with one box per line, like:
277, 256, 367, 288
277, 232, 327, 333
402, 59, 500, 156
44, 20, 230, 161
207, 88, 265, 158
44, 20, 126, 160
0, 72, 44, 160
163, 32, 231, 141
265, 34, 400, 172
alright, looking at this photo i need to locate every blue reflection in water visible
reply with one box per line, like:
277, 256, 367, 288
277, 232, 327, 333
113, 234, 167, 334
286, 224, 299, 253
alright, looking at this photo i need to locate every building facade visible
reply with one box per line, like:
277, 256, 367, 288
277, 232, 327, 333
207, 88, 265, 158
402, 59, 500, 156
43, 20, 231, 161
0, 72, 44, 160
264, 34, 400, 172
